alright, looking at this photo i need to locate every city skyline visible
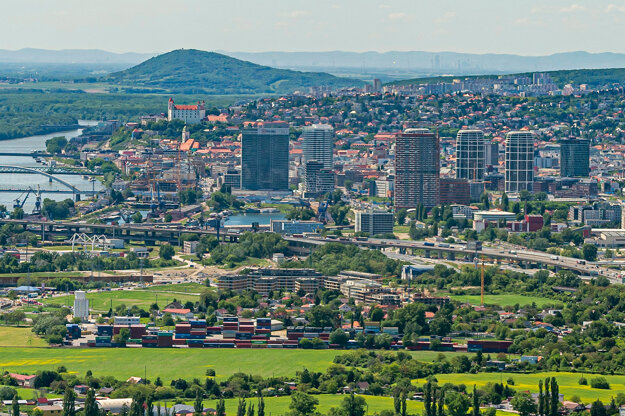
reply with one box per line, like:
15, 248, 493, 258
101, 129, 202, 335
1, 0, 625, 55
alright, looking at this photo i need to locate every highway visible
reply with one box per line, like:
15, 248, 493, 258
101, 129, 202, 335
0, 217, 619, 282
284, 235, 621, 282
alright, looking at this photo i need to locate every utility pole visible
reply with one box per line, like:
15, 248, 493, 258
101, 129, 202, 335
481, 256, 485, 306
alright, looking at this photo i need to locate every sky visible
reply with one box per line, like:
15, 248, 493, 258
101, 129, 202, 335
0, 0, 623, 55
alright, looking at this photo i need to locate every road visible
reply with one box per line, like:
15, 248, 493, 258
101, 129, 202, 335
285, 235, 621, 282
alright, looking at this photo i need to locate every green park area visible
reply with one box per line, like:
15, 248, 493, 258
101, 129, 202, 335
415, 372, 625, 403
449, 294, 559, 308
0, 326, 47, 347
43, 283, 206, 312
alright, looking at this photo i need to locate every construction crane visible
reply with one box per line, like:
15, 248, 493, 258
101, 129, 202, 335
317, 197, 332, 224
14, 187, 34, 210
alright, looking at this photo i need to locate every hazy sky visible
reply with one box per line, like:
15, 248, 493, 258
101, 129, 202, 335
0, 0, 623, 55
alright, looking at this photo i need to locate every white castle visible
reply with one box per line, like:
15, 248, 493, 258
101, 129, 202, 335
167, 98, 206, 124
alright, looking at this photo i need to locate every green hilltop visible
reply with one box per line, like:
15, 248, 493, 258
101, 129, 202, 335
105, 49, 358, 94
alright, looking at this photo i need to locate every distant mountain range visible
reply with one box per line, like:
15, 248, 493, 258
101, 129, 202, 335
223, 51, 625, 78
4, 49, 625, 77
0, 48, 154, 64
104, 49, 357, 94
4, 48, 625, 90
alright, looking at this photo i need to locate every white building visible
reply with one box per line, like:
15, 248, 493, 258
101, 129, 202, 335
167, 98, 206, 124
302, 124, 334, 169
114, 316, 141, 326
456, 129, 485, 181
73, 291, 89, 320
505, 131, 535, 193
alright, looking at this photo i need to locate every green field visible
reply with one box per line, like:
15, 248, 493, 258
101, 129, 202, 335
0, 348, 342, 381
0, 327, 47, 347
220, 394, 424, 416
415, 372, 625, 403
0, 347, 468, 382
220, 395, 514, 416
44, 285, 204, 312
450, 294, 559, 308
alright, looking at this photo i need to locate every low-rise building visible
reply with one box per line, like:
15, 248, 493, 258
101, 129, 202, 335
270, 219, 324, 235
354, 209, 394, 236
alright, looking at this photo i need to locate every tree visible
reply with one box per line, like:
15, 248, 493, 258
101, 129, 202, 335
11, 207, 24, 220
437, 390, 445, 416
538, 380, 544, 416
216, 399, 226, 416
257, 395, 265, 416
472, 385, 480, 416
340, 393, 367, 416
84, 389, 99, 416
544, 378, 550, 416
582, 244, 598, 261
130, 392, 145, 416
394, 392, 402, 415
0, 387, 17, 401
194, 390, 204, 416
289, 392, 318, 416
480, 193, 490, 210
46, 136, 68, 154
396, 209, 408, 225
401, 392, 407, 416
501, 193, 509, 209
590, 400, 607, 416
62, 388, 76, 416
113, 327, 130, 345
424, 382, 432, 416
237, 399, 246, 416
12, 394, 19, 416
247, 404, 254, 416
590, 377, 610, 390
549, 378, 559, 416
159, 244, 175, 260
370, 307, 384, 322
329, 204, 350, 226
445, 391, 471, 416
329, 329, 349, 347
132, 212, 143, 224
511, 393, 536, 416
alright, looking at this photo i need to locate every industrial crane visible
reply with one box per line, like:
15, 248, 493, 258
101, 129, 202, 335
14, 187, 34, 210
33, 186, 42, 214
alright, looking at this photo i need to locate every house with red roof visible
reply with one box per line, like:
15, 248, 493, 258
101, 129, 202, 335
162, 308, 193, 319
9, 373, 37, 387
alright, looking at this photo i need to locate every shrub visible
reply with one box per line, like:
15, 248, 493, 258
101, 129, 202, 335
578, 376, 587, 385
590, 377, 610, 389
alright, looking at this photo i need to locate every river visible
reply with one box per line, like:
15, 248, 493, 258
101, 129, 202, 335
0, 120, 102, 212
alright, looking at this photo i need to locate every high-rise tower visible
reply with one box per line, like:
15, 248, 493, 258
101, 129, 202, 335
241, 121, 290, 191
456, 129, 485, 181
302, 124, 334, 170
394, 128, 440, 209
505, 131, 534, 193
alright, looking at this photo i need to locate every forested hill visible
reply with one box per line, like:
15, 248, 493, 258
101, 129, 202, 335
389, 67, 625, 88
105, 49, 358, 94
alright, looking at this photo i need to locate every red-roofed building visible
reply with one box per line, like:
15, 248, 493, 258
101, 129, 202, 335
9, 373, 37, 387
162, 308, 193, 319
